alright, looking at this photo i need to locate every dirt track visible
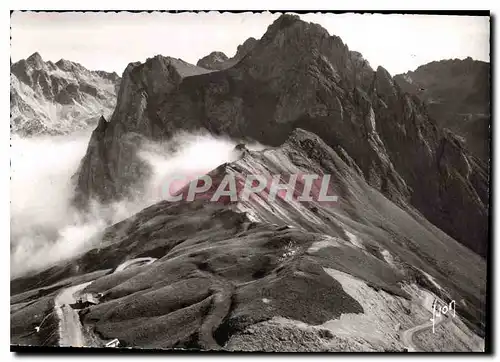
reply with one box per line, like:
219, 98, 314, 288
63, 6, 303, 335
400, 301, 449, 352
54, 258, 156, 347
54, 282, 93, 347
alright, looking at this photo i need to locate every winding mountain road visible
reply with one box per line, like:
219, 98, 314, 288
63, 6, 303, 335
54, 257, 157, 347
401, 304, 450, 352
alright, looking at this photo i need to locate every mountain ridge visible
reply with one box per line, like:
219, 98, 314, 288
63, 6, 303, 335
73, 14, 489, 257
11, 128, 486, 350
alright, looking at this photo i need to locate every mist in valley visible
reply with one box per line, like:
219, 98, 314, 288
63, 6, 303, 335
10, 129, 259, 278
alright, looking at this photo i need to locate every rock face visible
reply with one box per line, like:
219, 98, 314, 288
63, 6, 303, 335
197, 51, 230, 70
10, 52, 120, 136
74, 14, 489, 258
196, 37, 257, 70
72, 56, 212, 207
395, 58, 490, 162
11, 130, 485, 350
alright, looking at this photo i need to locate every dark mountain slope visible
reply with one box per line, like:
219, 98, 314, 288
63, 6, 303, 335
73, 14, 489, 257
395, 58, 490, 162
12, 129, 485, 350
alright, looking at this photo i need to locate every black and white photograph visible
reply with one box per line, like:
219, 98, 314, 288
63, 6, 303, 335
9, 10, 491, 353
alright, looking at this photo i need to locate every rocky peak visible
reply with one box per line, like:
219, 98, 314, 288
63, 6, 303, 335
55, 58, 71, 69
238, 15, 355, 85
285, 128, 323, 148
374, 65, 398, 102
196, 51, 229, 70
113, 55, 211, 127
25, 52, 44, 68
11, 53, 48, 84
95, 70, 120, 83
259, 14, 330, 49
127, 55, 211, 80
55, 58, 86, 73
376, 65, 392, 80
95, 115, 108, 132
234, 37, 257, 61
71, 55, 214, 208
199, 15, 335, 75
349, 51, 371, 70
260, 13, 302, 41
196, 37, 257, 71
282, 128, 342, 167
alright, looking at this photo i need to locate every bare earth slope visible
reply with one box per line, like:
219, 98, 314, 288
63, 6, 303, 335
11, 129, 486, 351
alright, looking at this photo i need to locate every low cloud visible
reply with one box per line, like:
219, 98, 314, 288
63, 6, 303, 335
10, 129, 263, 278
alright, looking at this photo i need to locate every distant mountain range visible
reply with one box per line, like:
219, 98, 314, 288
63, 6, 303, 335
10, 52, 120, 136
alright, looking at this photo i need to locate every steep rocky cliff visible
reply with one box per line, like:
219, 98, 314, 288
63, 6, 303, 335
10, 52, 120, 136
72, 57, 212, 207
395, 58, 490, 162
73, 14, 489, 257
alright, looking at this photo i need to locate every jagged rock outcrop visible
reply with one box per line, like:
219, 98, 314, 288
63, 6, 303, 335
10, 52, 121, 136
196, 37, 257, 70
12, 129, 485, 350
72, 56, 212, 207
74, 14, 489, 257
395, 58, 490, 162
197, 51, 230, 70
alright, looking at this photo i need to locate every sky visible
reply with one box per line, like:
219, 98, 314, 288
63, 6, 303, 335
10, 11, 490, 76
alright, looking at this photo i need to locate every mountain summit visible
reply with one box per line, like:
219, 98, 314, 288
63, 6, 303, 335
197, 37, 257, 70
